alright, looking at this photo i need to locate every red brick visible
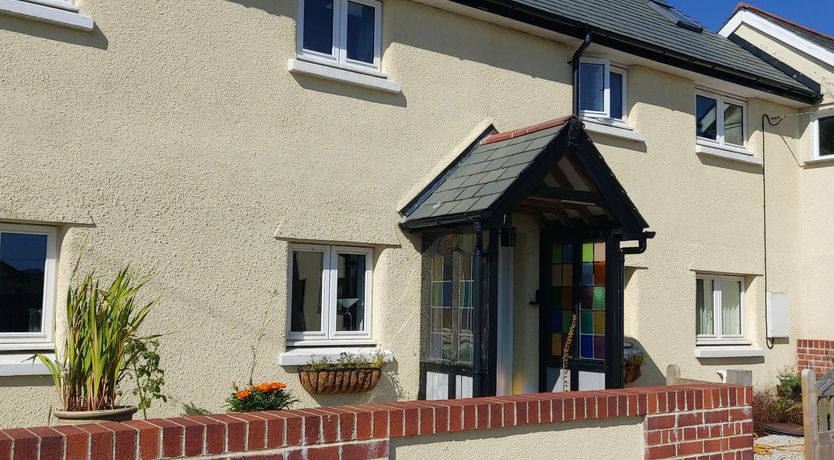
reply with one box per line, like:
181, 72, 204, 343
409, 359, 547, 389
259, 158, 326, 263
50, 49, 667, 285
704, 409, 728, 424
552, 398, 564, 423
729, 408, 750, 422
729, 435, 753, 450
341, 440, 389, 460
0, 432, 10, 460
678, 412, 703, 427
646, 415, 676, 430
433, 404, 449, 433
646, 444, 677, 459
146, 418, 183, 458
78, 423, 115, 460
98, 422, 137, 460
448, 404, 463, 432
419, 405, 435, 435
461, 403, 476, 431
120, 421, 158, 460
597, 396, 608, 419
27, 427, 63, 460
575, 397, 587, 420
306, 445, 339, 460
404, 406, 420, 436
678, 440, 704, 456
538, 398, 552, 424
210, 414, 247, 452
475, 403, 489, 430
645, 430, 662, 445
5, 429, 37, 460
189, 415, 226, 454
703, 439, 722, 453
168, 417, 205, 456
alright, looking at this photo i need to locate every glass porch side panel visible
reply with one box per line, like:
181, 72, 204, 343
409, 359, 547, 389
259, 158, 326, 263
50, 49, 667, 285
543, 242, 575, 392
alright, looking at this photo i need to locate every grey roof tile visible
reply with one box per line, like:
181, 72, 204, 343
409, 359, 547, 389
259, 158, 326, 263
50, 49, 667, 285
460, 172, 489, 187
478, 169, 505, 184
477, 178, 515, 196
456, 184, 484, 200
498, 164, 528, 181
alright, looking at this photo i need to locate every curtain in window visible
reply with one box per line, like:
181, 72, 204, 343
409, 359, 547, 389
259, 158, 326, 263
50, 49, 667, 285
695, 279, 713, 335
720, 280, 742, 336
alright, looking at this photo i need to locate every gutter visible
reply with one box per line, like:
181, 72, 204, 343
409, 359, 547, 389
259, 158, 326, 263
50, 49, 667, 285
445, 0, 821, 104
571, 32, 594, 115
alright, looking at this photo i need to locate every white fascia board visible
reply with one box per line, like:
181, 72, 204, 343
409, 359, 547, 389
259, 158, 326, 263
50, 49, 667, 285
0, 0, 93, 31
719, 10, 834, 66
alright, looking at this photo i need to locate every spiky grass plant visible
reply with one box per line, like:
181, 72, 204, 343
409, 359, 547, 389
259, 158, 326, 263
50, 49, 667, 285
37, 267, 156, 411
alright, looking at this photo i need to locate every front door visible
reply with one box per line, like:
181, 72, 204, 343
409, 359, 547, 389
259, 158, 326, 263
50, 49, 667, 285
540, 236, 609, 391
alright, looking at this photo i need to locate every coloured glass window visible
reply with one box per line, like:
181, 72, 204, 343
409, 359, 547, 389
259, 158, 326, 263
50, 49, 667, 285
579, 241, 606, 361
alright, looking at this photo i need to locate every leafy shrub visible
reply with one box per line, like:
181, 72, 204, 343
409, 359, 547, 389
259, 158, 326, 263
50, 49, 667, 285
776, 368, 802, 401
226, 381, 297, 412
752, 385, 803, 436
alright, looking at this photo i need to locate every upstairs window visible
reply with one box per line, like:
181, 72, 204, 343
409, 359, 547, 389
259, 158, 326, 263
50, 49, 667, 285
288, 244, 373, 345
579, 58, 627, 122
696, 91, 747, 149
812, 112, 834, 159
0, 223, 57, 349
696, 274, 745, 343
297, 0, 382, 73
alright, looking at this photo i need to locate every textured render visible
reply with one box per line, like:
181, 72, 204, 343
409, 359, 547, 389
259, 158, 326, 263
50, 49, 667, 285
0, 0, 812, 429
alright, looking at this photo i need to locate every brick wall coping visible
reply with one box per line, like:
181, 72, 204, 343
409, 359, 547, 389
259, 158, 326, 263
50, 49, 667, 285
0, 384, 751, 460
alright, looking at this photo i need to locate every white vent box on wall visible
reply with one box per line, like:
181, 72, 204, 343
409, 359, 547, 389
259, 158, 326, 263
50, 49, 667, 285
767, 292, 789, 339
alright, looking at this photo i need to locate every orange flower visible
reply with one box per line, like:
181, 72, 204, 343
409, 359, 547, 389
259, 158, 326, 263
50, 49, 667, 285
253, 381, 287, 393
235, 389, 251, 400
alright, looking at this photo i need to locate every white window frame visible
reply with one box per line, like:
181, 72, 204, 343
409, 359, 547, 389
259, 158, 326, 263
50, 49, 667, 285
695, 90, 748, 150
0, 223, 57, 350
578, 58, 628, 123
287, 243, 373, 346
296, 0, 383, 76
811, 109, 834, 160
696, 274, 746, 344
0, 0, 93, 31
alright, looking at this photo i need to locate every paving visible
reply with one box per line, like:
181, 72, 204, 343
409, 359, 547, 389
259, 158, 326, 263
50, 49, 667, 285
754, 434, 805, 460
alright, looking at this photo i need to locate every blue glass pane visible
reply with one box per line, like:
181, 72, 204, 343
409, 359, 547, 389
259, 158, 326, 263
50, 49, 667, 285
442, 281, 452, 306
550, 310, 562, 332
302, 0, 334, 55
581, 263, 593, 286
580, 334, 594, 359
347, 1, 375, 63
579, 63, 605, 112
610, 72, 623, 119
0, 232, 47, 333
696, 95, 717, 140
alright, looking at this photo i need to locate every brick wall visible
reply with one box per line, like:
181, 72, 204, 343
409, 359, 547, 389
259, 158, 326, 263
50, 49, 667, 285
797, 338, 834, 376
0, 384, 752, 460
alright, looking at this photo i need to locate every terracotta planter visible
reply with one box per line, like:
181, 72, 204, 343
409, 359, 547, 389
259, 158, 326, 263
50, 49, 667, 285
53, 406, 138, 425
623, 362, 642, 385
298, 367, 381, 394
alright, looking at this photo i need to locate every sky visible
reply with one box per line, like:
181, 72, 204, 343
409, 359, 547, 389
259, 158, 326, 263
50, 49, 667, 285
669, 0, 834, 36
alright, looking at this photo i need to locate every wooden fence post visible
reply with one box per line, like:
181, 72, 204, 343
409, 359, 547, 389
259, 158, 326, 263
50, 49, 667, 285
803, 368, 818, 460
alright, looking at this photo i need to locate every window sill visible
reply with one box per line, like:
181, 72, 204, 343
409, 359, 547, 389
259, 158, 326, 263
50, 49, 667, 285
581, 118, 646, 143
0, 0, 93, 30
288, 58, 402, 94
278, 347, 393, 366
696, 143, 762, 166
695, 346, 764, 358
0, 342, 54, 352
0, 352, 54, 377
803, 156, 834, 167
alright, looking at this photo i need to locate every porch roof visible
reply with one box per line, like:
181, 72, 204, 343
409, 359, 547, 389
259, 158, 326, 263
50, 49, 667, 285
400, 116, 649, 239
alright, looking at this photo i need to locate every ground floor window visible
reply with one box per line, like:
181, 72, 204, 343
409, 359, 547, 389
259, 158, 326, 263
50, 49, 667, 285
696, 274, 744, 342
0, 223, 57, 348
287, 244, 373, 345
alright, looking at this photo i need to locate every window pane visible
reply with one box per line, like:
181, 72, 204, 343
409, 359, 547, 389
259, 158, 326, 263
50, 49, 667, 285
696, 95, 717, 140
819, 116, 834, 157
336, 253, 366, 332
290, 251, 324, 332
346, 1, 375, 64
302, 0, 334, 55
720, 280, 742, 336
695, 278, 713, 335
579, 63, 605, 113
0, 232, 47, 333
724, 102, 744, 146
610, 72, 624, 120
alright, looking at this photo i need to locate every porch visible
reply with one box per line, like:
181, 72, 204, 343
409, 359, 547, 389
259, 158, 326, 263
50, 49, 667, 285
400, 116, 654, 399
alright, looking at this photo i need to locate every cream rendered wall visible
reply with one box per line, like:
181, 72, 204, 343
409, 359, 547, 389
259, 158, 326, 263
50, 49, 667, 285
390, 417, 643, 459
0, 0, 806, 428
733, 23, 834, 342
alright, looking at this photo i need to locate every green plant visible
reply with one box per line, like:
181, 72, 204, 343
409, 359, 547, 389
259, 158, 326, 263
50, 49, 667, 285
182, 401, 211, 416
124, 338, 167, 418
302, 351, 385, 371
36, 265, 159, 412
625, 351, 645, 367
776, 368, 802, 401
226, 382, 297, 412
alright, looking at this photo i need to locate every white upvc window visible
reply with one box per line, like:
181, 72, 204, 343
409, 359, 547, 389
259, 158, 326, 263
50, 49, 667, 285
695, 90, 747, 149
0, 0, 93, 30
0, 223, 57, 350
288, 244, 373, 345
578, 58, 627, 122
696, 274, 746, 343
297, 0, 382, 74
811, 109, 834, 160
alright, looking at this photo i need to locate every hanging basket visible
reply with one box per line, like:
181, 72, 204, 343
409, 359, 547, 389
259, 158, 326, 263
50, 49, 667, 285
623, 362, 642, 385
298, 367, 381, 395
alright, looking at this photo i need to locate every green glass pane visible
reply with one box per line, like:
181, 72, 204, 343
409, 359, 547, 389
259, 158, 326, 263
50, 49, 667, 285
593, 287, 606, 310
562, 311, 573, 333
431, 283, 442, 306
582, 242, 594, 262
460, 281, 473, 308
581, 310, 594, 334
552, 245, 561, 263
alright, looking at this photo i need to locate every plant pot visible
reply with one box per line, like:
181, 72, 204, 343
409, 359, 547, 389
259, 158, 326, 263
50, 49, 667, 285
298, 368, 381, 394
53, 406, 138, 425
623, 363, 642, 385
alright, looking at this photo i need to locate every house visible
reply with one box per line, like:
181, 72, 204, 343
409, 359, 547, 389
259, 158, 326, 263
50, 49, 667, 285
0, 0, 830, 428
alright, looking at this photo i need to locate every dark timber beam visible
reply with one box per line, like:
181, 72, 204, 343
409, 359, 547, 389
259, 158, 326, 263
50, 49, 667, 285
529, 186, 605, 206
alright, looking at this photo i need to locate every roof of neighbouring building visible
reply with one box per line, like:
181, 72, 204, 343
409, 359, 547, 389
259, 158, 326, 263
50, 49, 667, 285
447, 0, 821, 103
401, 116, 649, 239
731, 3, 834, 53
